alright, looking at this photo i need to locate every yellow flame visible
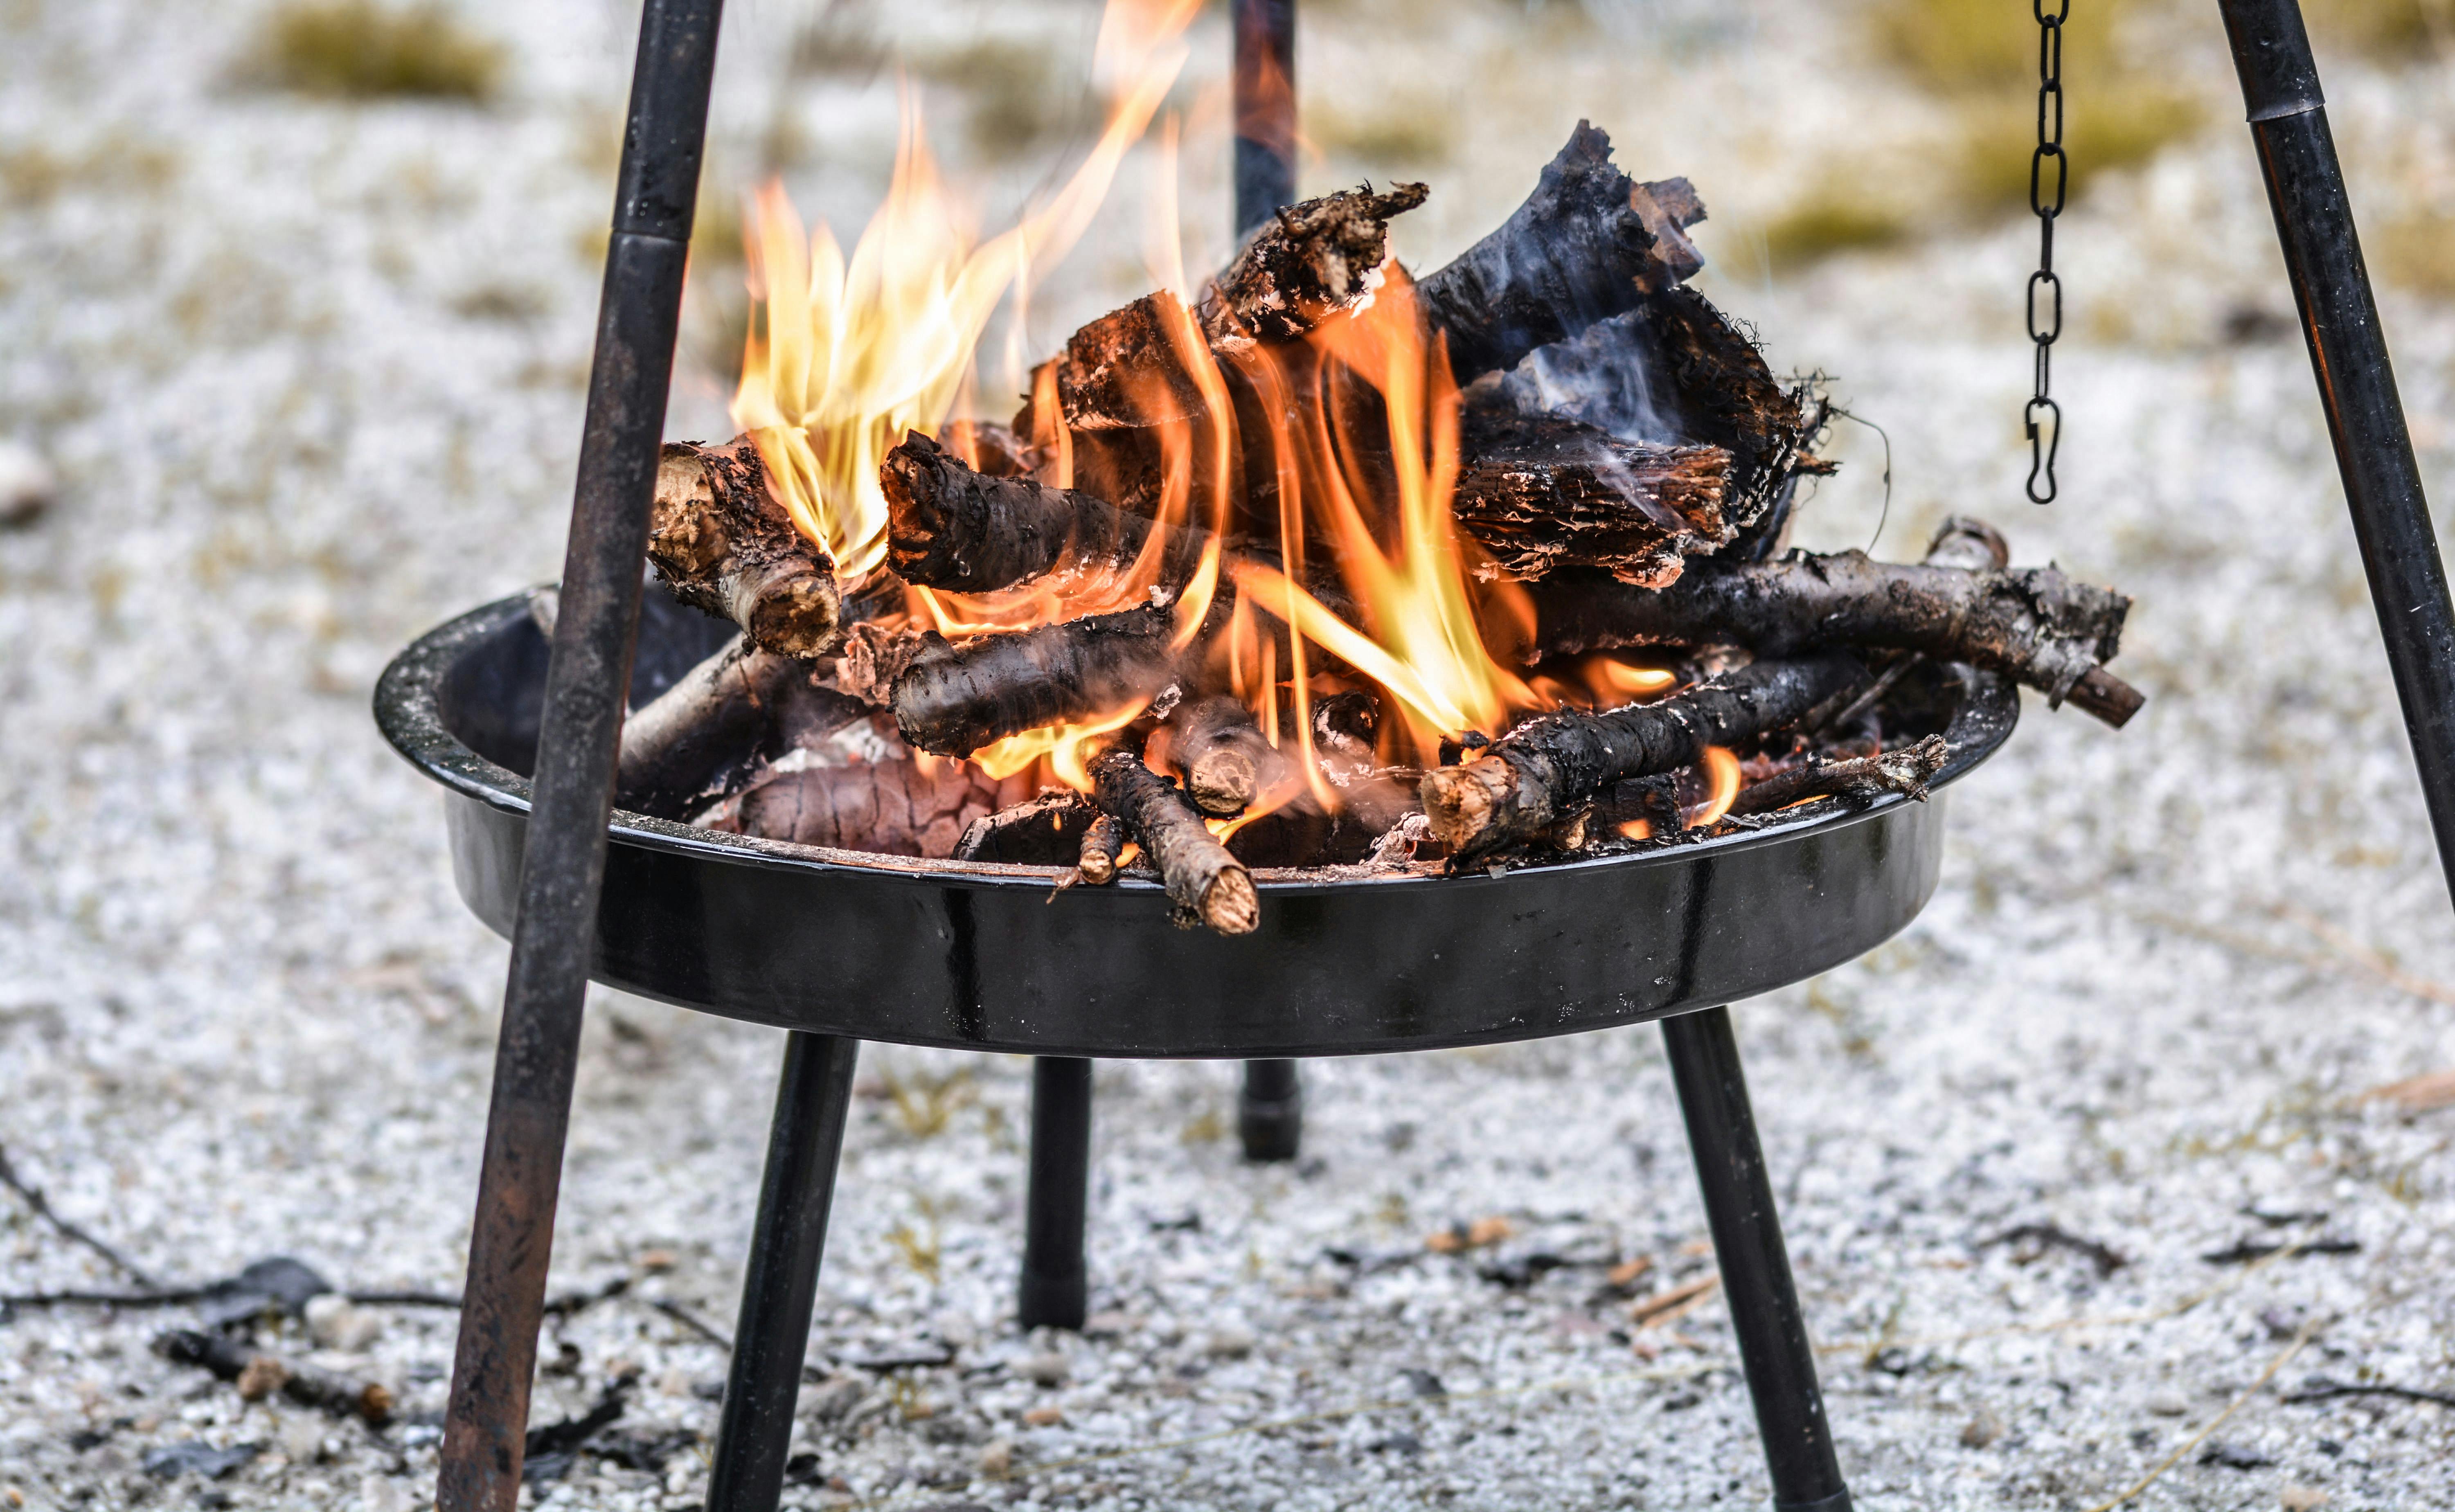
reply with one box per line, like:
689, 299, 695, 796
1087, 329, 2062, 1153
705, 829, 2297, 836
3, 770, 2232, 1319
1688, 747, 1741, 828
731, 0, 1199, 577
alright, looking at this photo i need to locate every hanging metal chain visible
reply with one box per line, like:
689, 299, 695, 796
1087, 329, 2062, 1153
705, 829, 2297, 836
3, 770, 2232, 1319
2026, 0, 2067, 504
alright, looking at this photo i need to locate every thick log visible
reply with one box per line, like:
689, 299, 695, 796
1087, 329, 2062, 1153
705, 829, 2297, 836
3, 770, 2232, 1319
648, 437, 842, 658
155, 1330, 392, 1424
722, 758, 1011, 858
883, 431, 1207, 593
617, 636, 794, 818
1420, 651, 1867, 862
1417, 122, 1703, 384
954, 790, 1096, 865
1453, 400, 1736, 585
1089, 748, 1257, 934
1525, 548, 2139, 720
890, 605, 1189, 758
1725, 733, 1949, 819
1168, 696, 1284, 816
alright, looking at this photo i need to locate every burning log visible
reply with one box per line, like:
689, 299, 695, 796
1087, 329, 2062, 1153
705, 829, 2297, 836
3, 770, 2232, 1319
1076, 812, 1130, 884
1725, 734, 1949, 819
1421, 652, 1868, 862
649, 438, 842, 658
617, 637, 795, 818
1418, 123, 1704, 384
1525, 545, 2141, 724
1089, 747, 1257, 933
954, 790, 1096, 865
723, 756, 1012, 858
891, 605, 1188, 758
882, 431, 1207, 593
1453, 400, 1736, 585
1167, 696, 1285, 816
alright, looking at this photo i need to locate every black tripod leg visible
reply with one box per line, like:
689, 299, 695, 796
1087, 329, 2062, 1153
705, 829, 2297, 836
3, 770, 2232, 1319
1662, 1006, 1851, 1512
705, 1033, 860, 1512
1018, 1057, 1092, 1330
1238, 1058, 1303, 1161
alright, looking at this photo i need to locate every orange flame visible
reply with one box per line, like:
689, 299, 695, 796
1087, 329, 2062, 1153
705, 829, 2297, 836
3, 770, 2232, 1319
1689, 747, 1741, 828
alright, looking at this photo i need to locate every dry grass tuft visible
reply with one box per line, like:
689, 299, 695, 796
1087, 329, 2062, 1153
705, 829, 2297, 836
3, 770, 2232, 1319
1761, 189, 1911, 270
247, 0, 505, 103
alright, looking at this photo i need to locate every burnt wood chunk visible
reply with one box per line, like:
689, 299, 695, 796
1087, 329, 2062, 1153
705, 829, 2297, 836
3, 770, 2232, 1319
882, 431, 1205, 593
1726, 733, 1949, 818
955, 790, 1096, 865
1169, 695, 1284, 816
1090, 748, 1257, 934
1527, 545, 2137, 719
1201, 182, 1429, 346
891, 605, 1185, 758
730, 758, 1006, 858
617, 635, 795, 818
1454, 400, 1736, 585
648, 437, 842, 658
1417, 122, 1702, 383
1420, 651, 1868, 862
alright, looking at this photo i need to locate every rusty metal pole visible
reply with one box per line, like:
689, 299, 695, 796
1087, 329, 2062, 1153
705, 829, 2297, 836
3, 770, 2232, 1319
2216, 0, 2455, 907
1233, 0, 1305, 1164
435, 4, 724, 1508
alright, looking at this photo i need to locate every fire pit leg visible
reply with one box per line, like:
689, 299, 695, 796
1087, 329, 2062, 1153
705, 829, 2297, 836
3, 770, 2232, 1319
1238, 1058, 1303, 1161
705, 1032, 860, 1512
1019, 1057, 1092, 1330
1662, 1006, 1852, 1512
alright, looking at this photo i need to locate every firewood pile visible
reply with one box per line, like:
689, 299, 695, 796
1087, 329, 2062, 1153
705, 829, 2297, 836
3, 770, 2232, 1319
618, 123, 2141, 935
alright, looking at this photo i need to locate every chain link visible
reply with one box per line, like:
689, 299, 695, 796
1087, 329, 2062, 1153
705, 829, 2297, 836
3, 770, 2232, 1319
2025, 0, 2066, 504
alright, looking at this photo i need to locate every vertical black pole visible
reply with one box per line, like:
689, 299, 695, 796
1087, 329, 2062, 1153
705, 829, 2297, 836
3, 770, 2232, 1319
1662, 1007, 1851, 1512
435, 5, 723, 1509
705, 1033, 861, 1512
1018, 1057, 1093, 1330
2217, 0, 2455, 906
1232, 0, 1304, 1163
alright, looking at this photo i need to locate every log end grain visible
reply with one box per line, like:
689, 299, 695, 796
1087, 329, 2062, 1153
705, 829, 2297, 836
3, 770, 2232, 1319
1200, 866, 1260, 935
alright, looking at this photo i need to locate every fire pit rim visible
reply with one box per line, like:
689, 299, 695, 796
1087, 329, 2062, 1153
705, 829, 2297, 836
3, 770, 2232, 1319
376, 592, 2020, 894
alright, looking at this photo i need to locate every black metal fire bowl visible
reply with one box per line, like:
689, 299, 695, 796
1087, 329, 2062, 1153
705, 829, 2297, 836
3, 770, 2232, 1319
376, 590, 2017, 1060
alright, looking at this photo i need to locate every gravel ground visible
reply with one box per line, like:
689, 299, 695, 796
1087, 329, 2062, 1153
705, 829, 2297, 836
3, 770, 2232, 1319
6, 2, 2455, 1509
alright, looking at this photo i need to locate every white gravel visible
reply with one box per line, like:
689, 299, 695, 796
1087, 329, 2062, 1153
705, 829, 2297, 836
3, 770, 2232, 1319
6, 2, 2455, 1510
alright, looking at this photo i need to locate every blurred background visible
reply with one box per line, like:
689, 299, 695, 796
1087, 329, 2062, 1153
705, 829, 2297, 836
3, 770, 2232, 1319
6, 2, 2455, 1508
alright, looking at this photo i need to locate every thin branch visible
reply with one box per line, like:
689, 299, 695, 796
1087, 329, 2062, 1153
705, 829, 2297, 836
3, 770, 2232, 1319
0, 1143, 160, 1288
2283, 1379, 2455, 1410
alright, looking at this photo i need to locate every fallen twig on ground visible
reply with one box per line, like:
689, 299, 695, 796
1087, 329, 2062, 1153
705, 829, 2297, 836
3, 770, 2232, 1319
0, 1142, 160, 1287
2282, 1379, 2455, 1409
1979, 1222, 2130, 1276
154, 1328, 393, 1424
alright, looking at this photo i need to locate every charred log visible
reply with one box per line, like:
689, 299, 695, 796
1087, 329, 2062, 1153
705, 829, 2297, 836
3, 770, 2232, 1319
955, 790, 1096, 866
891, 605, 1189, 758
1417, 122, 1703, 383
1726, 733, 1949, 819
822, 619, 930, 708
1201, 182, 1430, 346
1526, 548, 2139, 722
1089, 748, 1258, 933
1453, 400, 1737, 585
617, 637, 795, 818
1169, 696, 1284, 816
723, 757, 1011, 858
883, 431, 1206, 592
1421, 651, 1868, 862
649, 437, 842, 658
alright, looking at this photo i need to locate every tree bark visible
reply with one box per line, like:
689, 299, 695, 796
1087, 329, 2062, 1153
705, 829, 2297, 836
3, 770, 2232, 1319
1075, 811, 1130, 884
1453, 400, 1737, 585
883, 430, 1208, 593
616, 636, 795, 818
648, 437, 843, 658
721, 758, 1014, 858
1089, 747, 1257, 934
890, 605, 1189, 758
1420, 651, 1867, 862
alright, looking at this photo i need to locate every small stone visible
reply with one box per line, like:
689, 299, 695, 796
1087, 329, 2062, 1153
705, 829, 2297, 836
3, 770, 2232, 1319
304, 1294, 383, 1352
1203, 1325, 1256, 1359
1080, 1310, 1137, 1339
1015, 1353, 1070, 1386
0, 441, 55, 528
2280, 1487, 2329, 1511
978, 1439, 1014, 1477
1959, 1408, 2003, 1449
1022, 1405, 1064, 1427
2146, 1391, 2190, 1417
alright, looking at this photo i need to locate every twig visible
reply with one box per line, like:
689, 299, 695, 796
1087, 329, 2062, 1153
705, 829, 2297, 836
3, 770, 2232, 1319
1978, 1222, 2129, 1276
2079, 1318, 2319, 1512
0, 1287, 207, 1311
2201, 1238, 2359, 1264
2282, 1379, 2455, 1409
647, 1298, 734, 1351
0, 1143, 160, 1287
